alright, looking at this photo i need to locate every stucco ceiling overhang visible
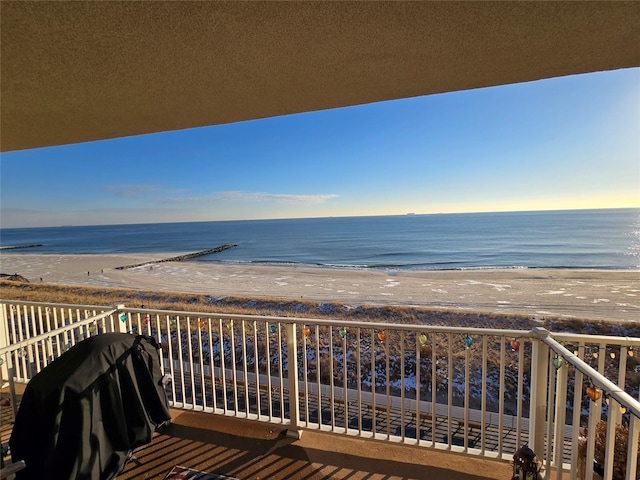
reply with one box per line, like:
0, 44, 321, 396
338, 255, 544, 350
1, 1, 639, 152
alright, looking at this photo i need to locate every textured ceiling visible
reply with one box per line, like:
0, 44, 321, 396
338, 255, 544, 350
1, 1, 639, 152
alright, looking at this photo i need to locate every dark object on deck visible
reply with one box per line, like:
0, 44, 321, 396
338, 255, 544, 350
10, 333, 171, 480
512, 445, 541, 479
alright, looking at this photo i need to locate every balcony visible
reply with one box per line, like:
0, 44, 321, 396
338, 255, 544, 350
1, 300, 639, 479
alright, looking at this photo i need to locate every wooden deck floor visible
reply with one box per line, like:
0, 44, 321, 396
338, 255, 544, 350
1, 385, 536, 480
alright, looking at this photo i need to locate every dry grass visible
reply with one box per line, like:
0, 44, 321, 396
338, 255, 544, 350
1, 280, 638, 337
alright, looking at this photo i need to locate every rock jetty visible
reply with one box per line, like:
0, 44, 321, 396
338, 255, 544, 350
0, 244, 43, 250
115, 244, 237, 270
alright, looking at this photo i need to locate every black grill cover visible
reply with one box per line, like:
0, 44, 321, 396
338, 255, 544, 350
10, 333, 171, 480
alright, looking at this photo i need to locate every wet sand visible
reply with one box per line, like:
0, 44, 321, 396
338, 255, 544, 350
1, 252, 638, 323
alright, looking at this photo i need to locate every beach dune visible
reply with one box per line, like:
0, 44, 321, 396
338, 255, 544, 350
0, 253, 638, 323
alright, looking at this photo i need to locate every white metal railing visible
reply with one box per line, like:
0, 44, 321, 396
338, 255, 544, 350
1, 300, 639, 479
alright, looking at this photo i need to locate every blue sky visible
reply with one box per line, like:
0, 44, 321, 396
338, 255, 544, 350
1, 68, 638, 229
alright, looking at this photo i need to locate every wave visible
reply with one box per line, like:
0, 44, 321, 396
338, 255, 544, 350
194, 258, 638, 272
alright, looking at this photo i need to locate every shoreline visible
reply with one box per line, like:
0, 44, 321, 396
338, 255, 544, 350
0, 252, 638, 323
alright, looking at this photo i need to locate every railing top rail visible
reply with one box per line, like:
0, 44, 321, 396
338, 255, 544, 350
534, 327, 640, 419
550, 331, 640, 346
4, 301, 640, 343
116, 306, 536, 337
0, 307, 120, 357
0, 299, 122, 310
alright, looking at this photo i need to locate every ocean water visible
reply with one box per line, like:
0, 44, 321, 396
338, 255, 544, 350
1, 209, 638, 271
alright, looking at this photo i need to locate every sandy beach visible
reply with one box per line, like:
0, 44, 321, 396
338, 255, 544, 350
1, 252, 638, 323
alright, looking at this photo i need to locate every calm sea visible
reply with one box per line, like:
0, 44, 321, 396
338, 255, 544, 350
1, 209, 638, 271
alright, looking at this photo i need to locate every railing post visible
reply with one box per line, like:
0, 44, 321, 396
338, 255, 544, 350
116, 304, 127, 333
284, 322, 302, 439
530, 328, 550, 465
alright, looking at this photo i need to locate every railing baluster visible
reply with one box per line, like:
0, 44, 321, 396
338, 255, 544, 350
480, 333, 487, 454
276, 322, 284, 423
30, 305, 41, 371
208, 319, 217, 412
197, 317, 206, 410
33, 312, 43, 373
36, 306, 46, 369
356, 327, 362, 435
285, 322, 300, 438
415, 331, 421, 445
584, 385, 599, 480
498, 337, 506, 456
447, 333, 452, 449
176, 316, 186, 407
220, 318, 228, 414
627, 412, 639, 480
166, 315, 177, 405
16, 305, 27, 380
553, 355, 568, 476
302, 323, 309, 427
188, 316, 197, 407
603, 397, 620, 480
385, 330, 390, 440
314, 324, 321, 429
570, 343, 585, 476
252, 320, 260, 417
329, 325, 335, 431
53, 308, 61, 358
400, 330, 406, 442
242, 320, 249, 417
463, 336, 470, 452
544, 347, 556, 474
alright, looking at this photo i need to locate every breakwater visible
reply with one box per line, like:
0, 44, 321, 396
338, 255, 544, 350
0, 244, 43, 250
115, 244, 237, 270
